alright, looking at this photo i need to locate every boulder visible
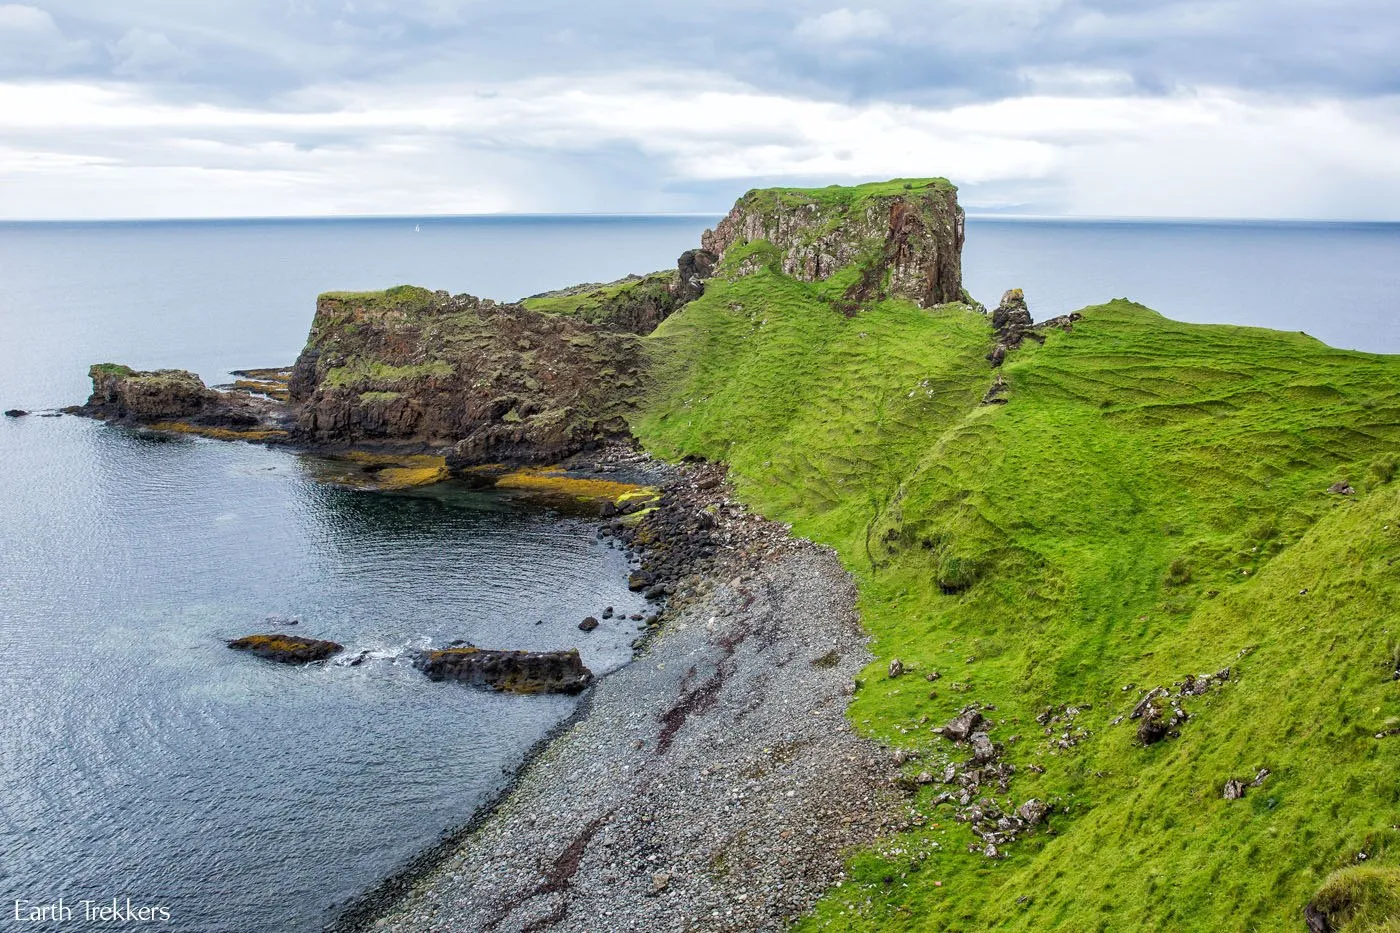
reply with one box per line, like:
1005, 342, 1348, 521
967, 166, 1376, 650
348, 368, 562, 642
1223, 778, 1247, 800
1328, 481, 1355, 495
4, 409, 28, 417
415, 646, 593, 694
1016, 799, 1049, 825
939, 707, 987, 742
970, 732, 999, 763
578, 616, 599, 632
227, 633, 343, 664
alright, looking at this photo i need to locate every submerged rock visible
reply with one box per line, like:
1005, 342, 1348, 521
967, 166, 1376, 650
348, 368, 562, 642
415, 646, 593, 695
227, 633, 343, 664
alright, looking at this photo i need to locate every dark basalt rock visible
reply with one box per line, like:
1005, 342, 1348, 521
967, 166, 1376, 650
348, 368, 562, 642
414, 647, 593, 695
74, 363, 283, 432
227, 633, 343, 664
4, 409, 28, 417
675, 249, 718, 302
578, 616, 599, 632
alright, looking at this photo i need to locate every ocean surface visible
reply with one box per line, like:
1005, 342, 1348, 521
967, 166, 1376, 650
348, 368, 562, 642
1, 214, 1398, 932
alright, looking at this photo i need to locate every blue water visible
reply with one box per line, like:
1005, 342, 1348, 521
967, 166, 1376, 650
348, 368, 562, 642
963, 218, 1400, 354
1, 214, 1397, 932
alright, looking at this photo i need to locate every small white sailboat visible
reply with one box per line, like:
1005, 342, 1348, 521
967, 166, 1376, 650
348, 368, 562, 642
413, 223, 421, 233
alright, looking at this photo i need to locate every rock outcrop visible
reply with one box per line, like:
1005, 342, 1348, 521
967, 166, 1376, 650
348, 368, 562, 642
286, 286, 648, 465
74, 364, 285, 432
75, 178, 971, 470
700, 178, 965, 311
414, 646, 593, 694
227, 633, 343, 663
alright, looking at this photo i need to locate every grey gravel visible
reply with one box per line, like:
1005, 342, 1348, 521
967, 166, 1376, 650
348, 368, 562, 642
365, 507, 903, 932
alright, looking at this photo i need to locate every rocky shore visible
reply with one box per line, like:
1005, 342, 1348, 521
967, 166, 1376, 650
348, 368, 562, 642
333, 465, 910, 932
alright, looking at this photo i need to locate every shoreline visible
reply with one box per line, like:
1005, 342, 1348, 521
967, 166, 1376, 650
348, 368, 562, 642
331, 462, 910, 932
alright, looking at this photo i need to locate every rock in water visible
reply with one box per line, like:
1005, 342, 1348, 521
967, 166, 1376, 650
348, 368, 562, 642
415, 647, 593, 695
227, 633, 343, 664
4, 409, 28, 417
578, 616, 599, 632
73, 363, 281, 433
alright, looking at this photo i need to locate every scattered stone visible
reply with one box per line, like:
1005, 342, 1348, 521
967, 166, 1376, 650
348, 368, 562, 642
1016, 799, 1049, 825
888, 658, 904, 678
601, 607, 614, 619
579, 616, 600, 632
4, 409, 28, 417
1223, 778, 1247, 800
970, 732, 998, 763
227, 633, 342, 664
1328, 481, 1355, 495
647, 873, 671, 896
938, 707, 987, 742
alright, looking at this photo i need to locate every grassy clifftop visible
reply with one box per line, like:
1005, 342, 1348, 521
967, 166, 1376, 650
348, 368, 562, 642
632, 256, 1400, 928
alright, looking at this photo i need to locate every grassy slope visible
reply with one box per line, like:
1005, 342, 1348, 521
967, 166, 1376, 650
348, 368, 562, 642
633, 264, 1400, 930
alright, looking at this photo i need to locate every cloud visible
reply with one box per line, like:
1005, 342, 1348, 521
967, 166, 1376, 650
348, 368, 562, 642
2, 1, 1400, 217
3, 72, 1400, 220
0, 4, 92, 73
111, 28, 189, 77
794, 8, 892, 43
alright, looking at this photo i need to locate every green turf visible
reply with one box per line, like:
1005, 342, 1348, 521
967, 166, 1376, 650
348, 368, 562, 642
633, 264, 1400, 929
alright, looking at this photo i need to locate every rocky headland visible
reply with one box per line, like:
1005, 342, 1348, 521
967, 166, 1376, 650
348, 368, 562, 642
62, 175, 1391, 931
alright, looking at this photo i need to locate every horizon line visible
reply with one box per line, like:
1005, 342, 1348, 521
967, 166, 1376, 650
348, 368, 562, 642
1, 211, 1399, 226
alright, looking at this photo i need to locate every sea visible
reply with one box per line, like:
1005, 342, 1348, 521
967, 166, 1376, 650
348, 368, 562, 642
1, 214, 1397, 932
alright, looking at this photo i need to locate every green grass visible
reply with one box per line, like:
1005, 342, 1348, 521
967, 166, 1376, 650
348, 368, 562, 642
323, 358, 453, 389
633, 269, 1400, 930
318, 285, 439, 313
744, 177, 956, 209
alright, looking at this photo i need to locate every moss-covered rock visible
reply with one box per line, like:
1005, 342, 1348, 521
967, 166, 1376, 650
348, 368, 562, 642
76, 363, 289, 436
287, 288, 652, 465
227, 633, 343, 664
700, 177, 964, 311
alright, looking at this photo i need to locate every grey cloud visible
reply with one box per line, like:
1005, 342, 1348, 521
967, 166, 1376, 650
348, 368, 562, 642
21, 0, 1398, 107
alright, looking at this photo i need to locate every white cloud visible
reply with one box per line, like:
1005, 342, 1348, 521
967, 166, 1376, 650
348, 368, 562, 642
2, 73, 1400, 219
0, 4, 91, 72
793, 8, 892, 44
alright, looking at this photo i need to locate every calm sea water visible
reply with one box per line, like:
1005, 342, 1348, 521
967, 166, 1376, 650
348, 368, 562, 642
1, 214, 1397, 932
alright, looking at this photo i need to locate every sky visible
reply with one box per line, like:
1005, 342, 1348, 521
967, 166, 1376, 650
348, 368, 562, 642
2, 1, 1400, 219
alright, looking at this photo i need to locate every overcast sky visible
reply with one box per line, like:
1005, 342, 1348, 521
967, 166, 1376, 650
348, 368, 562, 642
3, 0, 1399, 219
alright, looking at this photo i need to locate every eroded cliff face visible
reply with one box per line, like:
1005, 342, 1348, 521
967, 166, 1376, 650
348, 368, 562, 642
287, 286, 649, 465
77, 178, 970, 470
699, 178, 965, 310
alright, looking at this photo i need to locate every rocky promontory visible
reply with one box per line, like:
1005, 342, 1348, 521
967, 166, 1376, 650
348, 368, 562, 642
73, 363, 291, 439
71, 178, 977, 475
701, 178, 965, 310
